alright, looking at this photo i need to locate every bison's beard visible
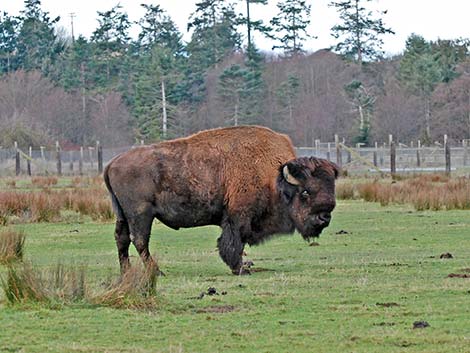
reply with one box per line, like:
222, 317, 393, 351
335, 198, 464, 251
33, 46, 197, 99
299, 226, 325, 241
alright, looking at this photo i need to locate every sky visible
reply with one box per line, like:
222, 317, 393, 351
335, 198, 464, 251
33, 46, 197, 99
2, 0, 470, 56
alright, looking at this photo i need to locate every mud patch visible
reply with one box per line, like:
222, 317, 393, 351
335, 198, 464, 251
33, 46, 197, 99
376, 302, 400, 308
196, 305, 235, 314
448, 273, 470, 278
250, 267, 275, 273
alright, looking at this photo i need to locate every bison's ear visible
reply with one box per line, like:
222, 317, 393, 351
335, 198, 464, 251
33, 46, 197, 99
282, 161, 306, 186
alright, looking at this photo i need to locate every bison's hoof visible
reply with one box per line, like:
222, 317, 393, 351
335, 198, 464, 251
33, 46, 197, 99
243, 260, 254, 268
233, 267, 251, 276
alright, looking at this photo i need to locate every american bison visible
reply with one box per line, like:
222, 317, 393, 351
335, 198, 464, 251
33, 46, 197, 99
104, 126, 338, 275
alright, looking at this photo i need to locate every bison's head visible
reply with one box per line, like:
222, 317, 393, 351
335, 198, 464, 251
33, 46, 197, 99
278, 157, 338, 240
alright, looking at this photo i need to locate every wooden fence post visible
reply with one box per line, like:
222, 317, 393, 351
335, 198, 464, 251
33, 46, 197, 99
444, 135, 451, 175
97, 141, 103, 174
335, 134, 342, 167
27, 146, 32, 176
417, 140, 421, 167
14, 141, 20, 176
373, 142, 378, 167
88, 147, 94, 169
390, 141, 396, 176
69, 150, 74, 173
463, 140, 468, 167
79, 147, 83, 176
56, 141, 62, 176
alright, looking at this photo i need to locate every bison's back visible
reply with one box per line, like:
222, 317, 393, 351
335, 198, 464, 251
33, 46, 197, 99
172, 126, 297, 219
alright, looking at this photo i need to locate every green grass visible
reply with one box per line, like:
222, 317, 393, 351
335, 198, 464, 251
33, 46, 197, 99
1, 200, 470, 352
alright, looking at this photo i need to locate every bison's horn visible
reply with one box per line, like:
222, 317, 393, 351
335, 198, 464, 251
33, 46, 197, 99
283, 165, 301, 186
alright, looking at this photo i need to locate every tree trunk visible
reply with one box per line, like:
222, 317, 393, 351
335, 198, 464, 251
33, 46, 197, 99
161, 79, 167, 139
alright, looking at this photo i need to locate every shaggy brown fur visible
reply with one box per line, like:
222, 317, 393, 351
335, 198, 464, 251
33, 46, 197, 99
104, 126, 337, 275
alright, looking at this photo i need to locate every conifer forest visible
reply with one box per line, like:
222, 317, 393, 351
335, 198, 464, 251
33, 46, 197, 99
1, 0, 469, 148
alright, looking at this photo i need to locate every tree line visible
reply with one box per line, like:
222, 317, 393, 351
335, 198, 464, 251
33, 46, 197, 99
0, 0, 469, 148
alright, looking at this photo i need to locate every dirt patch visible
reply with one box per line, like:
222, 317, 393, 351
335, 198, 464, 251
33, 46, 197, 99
373, 322, 396, 327
448, 273, 470, 278
249, 267, 275, 273
335, 230, 350, 235
440, 252, 453, 259
196, 305, 235, 314
309, 241, 320, 246
385, 262, 409, 267
376, 302, 400, 307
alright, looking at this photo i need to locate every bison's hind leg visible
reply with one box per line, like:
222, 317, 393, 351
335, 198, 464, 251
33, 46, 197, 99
127, 208, 163, 276
115, 218, 131, 274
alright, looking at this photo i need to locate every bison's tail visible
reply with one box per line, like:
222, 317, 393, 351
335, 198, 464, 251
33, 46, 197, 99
103, 163, 126, 222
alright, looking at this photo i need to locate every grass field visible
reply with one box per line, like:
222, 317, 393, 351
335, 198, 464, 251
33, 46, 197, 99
1, 198, 470, 353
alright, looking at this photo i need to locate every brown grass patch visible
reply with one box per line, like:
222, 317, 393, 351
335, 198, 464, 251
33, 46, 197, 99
0, 187, 112, 224
5, 179, 16, 189
31, 176, 58, 188
0, 229, 25, 264
338, 175, 470, 211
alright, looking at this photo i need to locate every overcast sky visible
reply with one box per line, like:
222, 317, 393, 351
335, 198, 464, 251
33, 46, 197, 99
3, 0, 470, 56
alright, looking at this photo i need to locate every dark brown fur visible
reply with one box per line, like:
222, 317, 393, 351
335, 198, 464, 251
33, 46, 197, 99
104, 126, 338, 275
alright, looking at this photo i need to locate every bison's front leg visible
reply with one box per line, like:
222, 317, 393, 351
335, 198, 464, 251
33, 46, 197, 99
217, 221, 248, 275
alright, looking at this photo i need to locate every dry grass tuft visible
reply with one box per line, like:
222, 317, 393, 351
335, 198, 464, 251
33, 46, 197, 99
93, 262, 159, 309
0, 263, 47, 304
0, 262, 88, 305
0, 229, 25, 264
335, 182, 356, 200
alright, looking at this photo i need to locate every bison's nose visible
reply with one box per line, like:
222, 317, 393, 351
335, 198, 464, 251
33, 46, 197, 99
316, 212, 331, 226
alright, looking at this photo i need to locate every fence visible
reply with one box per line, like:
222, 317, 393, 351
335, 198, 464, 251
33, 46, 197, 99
0, 135, 466, 177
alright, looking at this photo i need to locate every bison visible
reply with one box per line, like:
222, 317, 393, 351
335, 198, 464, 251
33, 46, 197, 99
104, 126, 338, 275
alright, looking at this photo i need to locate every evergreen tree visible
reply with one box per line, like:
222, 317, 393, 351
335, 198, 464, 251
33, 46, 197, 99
137, 4, 184, 56
15, 0, 63, 73
329, 0, 394, 65
239, 0, 271, 59
399, 34, 443, 143
133, 4, 185, 140
0, 12, 19, 73
275, 74, 300, 130
90, 4, 131, 90
432, 39, 469, 83
187, 0, 241, 69
270, 0, 312, 55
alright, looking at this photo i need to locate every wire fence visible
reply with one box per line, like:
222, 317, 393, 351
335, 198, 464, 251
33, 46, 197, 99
1, 137, 468, 177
